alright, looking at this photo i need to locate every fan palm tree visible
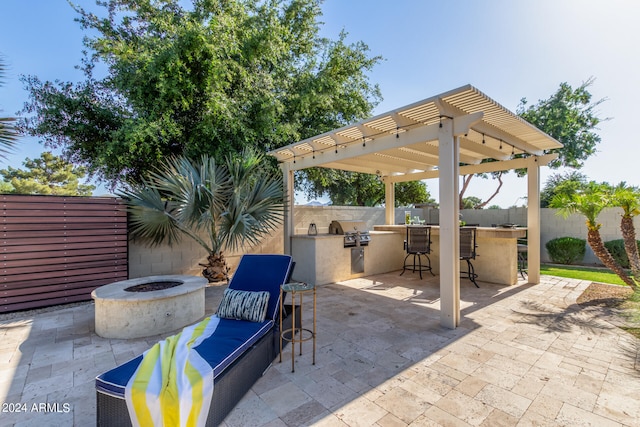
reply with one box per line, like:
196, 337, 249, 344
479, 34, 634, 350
550, 181, 637, 290
612, 182, 640, 281
0, 57, 18, 159
119, 149, 284, 282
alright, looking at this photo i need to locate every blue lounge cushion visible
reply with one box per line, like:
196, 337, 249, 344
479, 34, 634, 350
95, 318, 273, 398
228, 254, 293, 321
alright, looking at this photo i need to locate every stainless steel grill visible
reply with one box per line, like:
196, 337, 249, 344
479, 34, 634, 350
328, 220, 371, 247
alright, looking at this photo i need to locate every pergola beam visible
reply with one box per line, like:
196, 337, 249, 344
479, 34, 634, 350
283, 121, 442, 171
384, 153, 559, 183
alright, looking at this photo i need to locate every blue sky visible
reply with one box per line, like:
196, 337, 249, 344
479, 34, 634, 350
2, 0, 639, 206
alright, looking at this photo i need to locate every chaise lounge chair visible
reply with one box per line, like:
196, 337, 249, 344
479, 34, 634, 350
95, 254, 297, 426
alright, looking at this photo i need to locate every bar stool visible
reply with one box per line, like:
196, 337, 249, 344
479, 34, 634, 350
400, 225, 434, 279
460, 227, 479, 287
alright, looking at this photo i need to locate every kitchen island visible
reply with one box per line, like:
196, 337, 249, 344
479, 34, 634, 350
291, 231, 405, 285
290, 225, 526, 286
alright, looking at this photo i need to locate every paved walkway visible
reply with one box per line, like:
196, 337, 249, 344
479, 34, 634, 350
1, 273, 639, 426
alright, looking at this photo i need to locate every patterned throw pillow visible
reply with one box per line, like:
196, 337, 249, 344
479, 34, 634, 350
217, 289, 270, 322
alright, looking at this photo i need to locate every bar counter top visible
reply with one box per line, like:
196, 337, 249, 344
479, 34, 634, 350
373, 224, 526, 239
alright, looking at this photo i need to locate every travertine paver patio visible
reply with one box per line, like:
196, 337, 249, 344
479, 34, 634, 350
1, 272, 639, 426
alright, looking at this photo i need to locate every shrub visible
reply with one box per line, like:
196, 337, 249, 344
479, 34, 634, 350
545, 237, 586, 265
604, 239, 640, 269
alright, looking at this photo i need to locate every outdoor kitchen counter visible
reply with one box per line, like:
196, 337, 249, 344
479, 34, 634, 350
291, 231, 405, 286
373, 225, 526, 285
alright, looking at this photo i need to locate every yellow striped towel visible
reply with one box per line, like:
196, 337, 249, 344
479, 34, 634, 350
125, 316, 220, 427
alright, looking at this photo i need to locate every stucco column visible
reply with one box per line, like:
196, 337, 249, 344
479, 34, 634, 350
527, 156, 541, 283
384, 178, 395, 225
438, 119, 460, 329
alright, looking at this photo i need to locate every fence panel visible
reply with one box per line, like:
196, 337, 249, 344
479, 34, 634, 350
1, 195, 127, 312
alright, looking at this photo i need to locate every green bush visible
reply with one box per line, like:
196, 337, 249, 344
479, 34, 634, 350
604, 239, 640, 269
545, 237, 586, 265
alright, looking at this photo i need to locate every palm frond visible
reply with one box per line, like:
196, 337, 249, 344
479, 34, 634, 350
119, 185, 183, 246
0, 57, 19, 158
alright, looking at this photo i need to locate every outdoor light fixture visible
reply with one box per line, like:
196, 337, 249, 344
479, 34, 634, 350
362, 136, 366, 147
499, 139, 503, 150
482, 133, 485, 144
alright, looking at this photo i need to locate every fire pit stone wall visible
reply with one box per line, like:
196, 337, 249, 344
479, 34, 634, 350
91, 275, 207, 339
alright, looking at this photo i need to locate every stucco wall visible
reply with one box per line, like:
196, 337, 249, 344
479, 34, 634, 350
128, 229, 284, 279
128, 205, 639, 277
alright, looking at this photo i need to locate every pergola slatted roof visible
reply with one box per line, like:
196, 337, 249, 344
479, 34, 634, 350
269, 84, 562, 180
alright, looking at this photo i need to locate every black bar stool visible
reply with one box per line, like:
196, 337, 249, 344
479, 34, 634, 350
400, 226, 434, 279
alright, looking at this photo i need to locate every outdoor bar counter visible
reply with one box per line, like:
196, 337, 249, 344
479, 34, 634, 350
374, 225, 526, 285
291, 226, 525, 286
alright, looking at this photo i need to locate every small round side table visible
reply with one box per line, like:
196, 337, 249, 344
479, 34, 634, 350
279, 282, 316, 372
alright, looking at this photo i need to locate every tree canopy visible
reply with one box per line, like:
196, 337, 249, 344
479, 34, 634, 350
18, 0, 381, 187
295, 168, 434, 207
518, 78, 605, 169
0, 151, 95, 195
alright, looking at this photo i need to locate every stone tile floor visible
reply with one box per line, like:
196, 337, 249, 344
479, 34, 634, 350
1, 272, 639, 426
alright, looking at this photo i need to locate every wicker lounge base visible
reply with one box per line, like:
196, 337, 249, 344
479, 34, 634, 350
96, 304, 300, 426
95, 254, 297, 426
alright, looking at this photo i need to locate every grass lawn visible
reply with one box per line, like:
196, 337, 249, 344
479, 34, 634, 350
541, 263, 628, 286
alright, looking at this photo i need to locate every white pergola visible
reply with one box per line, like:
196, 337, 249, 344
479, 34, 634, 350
268, 84, 562, 328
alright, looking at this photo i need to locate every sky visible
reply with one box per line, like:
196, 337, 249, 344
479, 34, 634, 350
1, 0, 640, 206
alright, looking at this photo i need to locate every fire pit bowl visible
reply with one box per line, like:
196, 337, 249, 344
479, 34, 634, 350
91, 275, 207, 339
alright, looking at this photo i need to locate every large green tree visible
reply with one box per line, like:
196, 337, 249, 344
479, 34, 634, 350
518, 78, 604, 169
0, 151, 95, 195
0, 56, 18, 159
18, 0, 381, 187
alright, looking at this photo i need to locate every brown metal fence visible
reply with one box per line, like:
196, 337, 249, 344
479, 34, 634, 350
1, 194, 128, 313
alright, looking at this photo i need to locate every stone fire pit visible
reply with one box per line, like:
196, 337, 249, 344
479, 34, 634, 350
91, 275, 207, 339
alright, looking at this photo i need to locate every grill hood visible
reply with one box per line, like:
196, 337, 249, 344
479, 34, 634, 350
328, 220, 368, 235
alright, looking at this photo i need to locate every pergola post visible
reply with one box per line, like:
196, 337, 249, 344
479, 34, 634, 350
384, 178, 395, 225
438, 118, 460, 329
281, 163, 295, 255
527, 157, 541, 283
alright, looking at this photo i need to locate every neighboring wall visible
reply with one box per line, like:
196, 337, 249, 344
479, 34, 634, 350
128, 205, 640, 277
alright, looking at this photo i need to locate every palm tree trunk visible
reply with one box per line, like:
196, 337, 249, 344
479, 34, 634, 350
587, 229, 637, 290
620, 215, 640, 279
200, 252, 230, 283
